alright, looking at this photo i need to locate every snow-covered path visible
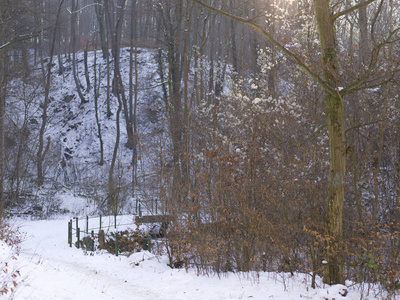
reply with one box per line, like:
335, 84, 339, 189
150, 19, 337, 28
3, 218, 381, 299
15, 218, 167, 299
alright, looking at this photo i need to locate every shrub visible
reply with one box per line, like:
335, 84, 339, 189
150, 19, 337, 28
0, 219, 23, 297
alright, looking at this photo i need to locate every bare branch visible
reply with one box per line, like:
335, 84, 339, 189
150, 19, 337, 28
333, 0, 377, 20
341, 0, 395, 96
191, 0, 337, 97
0, 33, 40, 51
66, 3, 103, 14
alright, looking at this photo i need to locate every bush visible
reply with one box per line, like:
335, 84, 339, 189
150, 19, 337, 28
0, 219, 23, 297
100, 226, 150, 255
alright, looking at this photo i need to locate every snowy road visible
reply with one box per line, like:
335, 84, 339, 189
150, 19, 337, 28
5, 218, 373, 300
14, 219, 168, 299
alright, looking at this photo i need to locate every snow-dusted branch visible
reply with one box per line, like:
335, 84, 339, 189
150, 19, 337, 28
67, 3, 103, 14
0, 34, 39, 51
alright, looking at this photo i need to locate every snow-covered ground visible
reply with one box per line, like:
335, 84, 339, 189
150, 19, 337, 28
1, 214, 391, 299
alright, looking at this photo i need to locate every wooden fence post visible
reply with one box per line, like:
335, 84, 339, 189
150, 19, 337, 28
98, 229, 105, 249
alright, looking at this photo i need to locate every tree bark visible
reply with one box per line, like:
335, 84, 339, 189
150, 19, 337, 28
313, 0, 346, 285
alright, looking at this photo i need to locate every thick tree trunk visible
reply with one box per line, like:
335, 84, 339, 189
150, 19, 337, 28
313, 0, 346, 285
324, 93, 346, 285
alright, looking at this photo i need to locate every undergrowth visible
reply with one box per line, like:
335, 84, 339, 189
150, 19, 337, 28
0, 219, 24, 297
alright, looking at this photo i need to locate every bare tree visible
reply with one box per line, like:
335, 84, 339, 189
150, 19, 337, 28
192, 0, 399, 284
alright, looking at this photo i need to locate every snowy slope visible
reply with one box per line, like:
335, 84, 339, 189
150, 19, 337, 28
6, 47, 166, 214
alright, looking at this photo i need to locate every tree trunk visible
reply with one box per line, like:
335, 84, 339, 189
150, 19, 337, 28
93, 38, 104, 165
94, 0, 108, 59
71, 0, 86, 106
58, 41, 64, 75
0, 55, 6, 214
129, 1, 139, 196
84, 42, 91, 91
37, 0, 65, 187
358, 5, 369, 67
105, 0, 134, 149
313, 0, 346, 285
182, 2, 193, 201
159, 0, 185, 203
108, 93, 122, 209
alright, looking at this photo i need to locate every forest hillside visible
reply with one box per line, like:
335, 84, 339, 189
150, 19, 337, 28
0, 0, 399, 297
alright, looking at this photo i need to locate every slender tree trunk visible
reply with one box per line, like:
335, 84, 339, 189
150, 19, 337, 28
229, 0, 238, 75
37, 0, 66, 187
106, 44, 111, 118
0, 54, 6, 214
105, 0, 134, 148
94, 0, 108, 59
129, 1, 139, 196
157, 49, 169, 112
159, 0, 185, 203
84, 42, 91, 91
93, 38, 104, 165
358, 5, 369, 67
182, 2, 193, 201
108, 93, 121, 209
71, 0, 86, 105
58, 41, 64, 75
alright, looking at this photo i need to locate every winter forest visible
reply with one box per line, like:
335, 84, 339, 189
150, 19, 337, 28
1, 0, 400, 297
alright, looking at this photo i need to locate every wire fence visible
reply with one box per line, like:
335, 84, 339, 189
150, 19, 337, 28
68, 214, 143, 256
67, 210, 169, 256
